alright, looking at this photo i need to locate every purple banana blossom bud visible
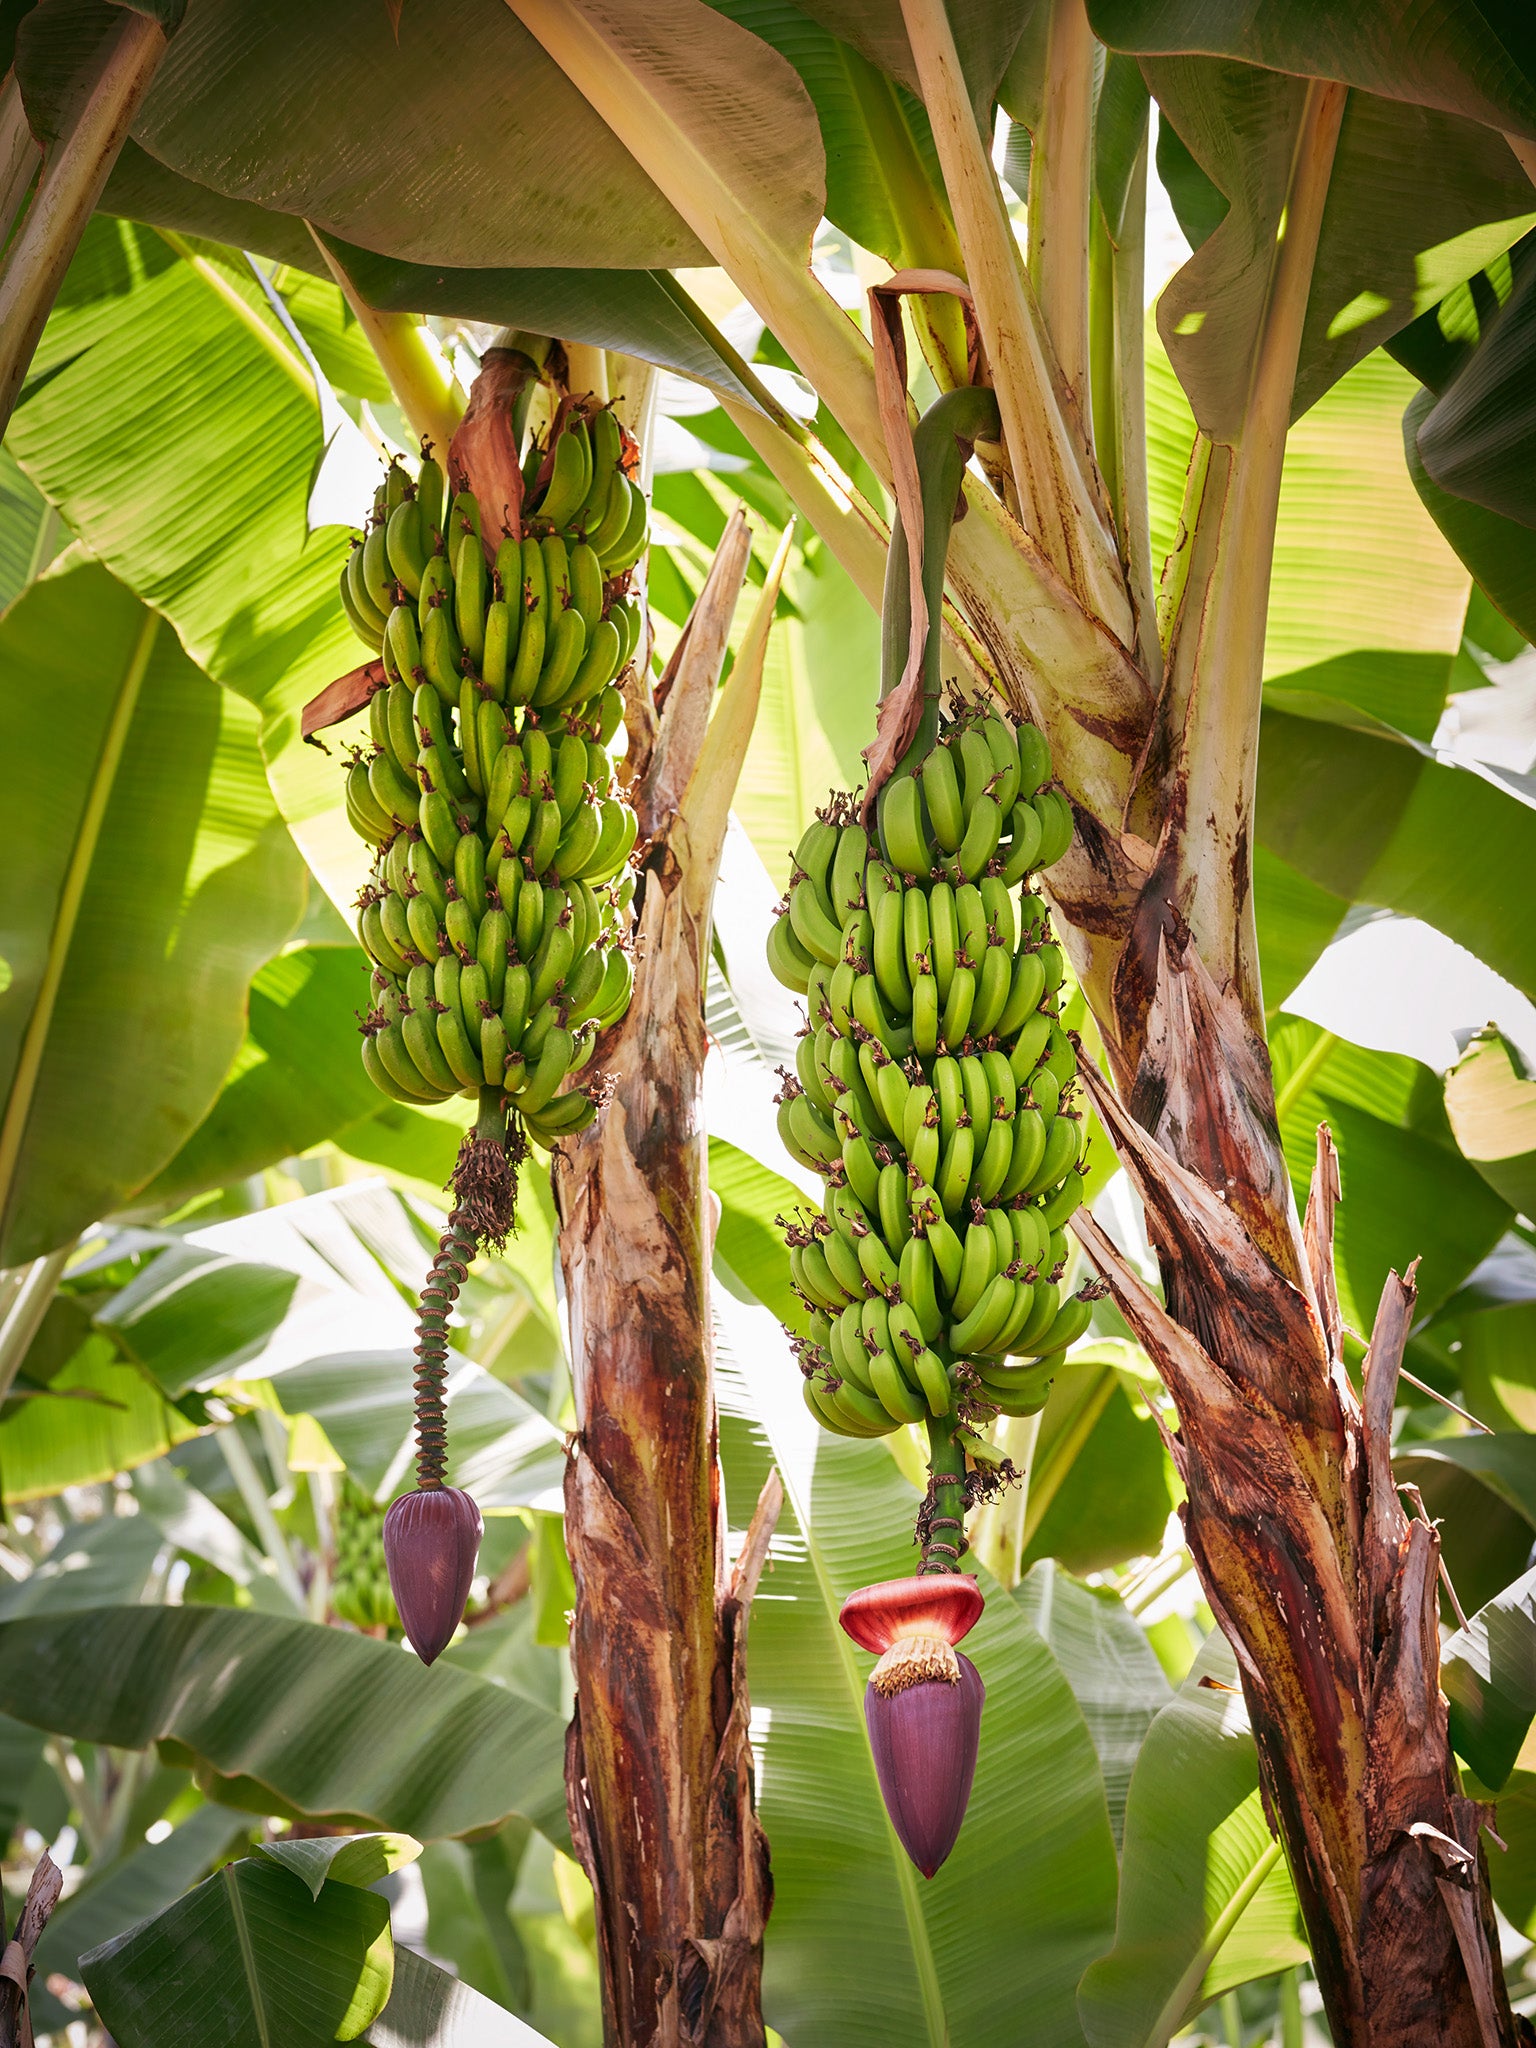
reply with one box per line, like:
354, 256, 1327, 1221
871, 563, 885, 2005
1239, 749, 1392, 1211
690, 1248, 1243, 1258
864, 1654, 985, 1878
840, 1575, 986, 1877
383, 1485, 482, 1665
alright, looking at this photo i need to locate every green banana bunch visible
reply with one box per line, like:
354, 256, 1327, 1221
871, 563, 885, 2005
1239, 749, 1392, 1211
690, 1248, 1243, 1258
331, 1476, 400, 1631
340, 413, 647, 1149
768, 705, 1098, 1440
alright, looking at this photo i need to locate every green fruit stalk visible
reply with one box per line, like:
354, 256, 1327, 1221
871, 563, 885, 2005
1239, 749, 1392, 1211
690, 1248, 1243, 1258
769, 711, 1097, 1458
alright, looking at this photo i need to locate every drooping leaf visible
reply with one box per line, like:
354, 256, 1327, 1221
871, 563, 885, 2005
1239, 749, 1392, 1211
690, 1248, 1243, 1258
792, 0, 1026, 107
1252, 846, 1348, 1017
0, 1513, 166, 1621
81, 1853, 394, 2047
260, 1831, 423, 1899
1405, 384, 1536, 642
1076, 1633, 1306, 2047
709, 1135, 806, 1336
0, 445, 59, 610
99, 1250, 302, 1398
322, 236, 768, 406
1442, 1564, 1536, 1792
0, 1605, 568, 1842
273, 1350, 566, 1512
1417, 252, 1536, 531
1020, 1366, 1178, 1578
1145, 344, 1471, 743
100, 136, 324, 269
1142, 53, 1535, 436
7, 215, 360, 913
132, 1458, 299, 1612
1394, 1435, 1536, 1533
1093, 0, 1536, 138
0, 552, 303, 1262
1394, 1441, 1536, 1621
714, 1290, 1120, 2048
114, 0, 714, 271
0, 1337, 203, 1501
705, 0, 952, 275
1469, 1768, 1536, 1939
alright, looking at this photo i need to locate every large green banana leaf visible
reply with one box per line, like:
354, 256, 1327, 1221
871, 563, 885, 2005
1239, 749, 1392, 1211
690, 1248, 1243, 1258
1405, 384, 1536, 645
1075, 1635, 1306, 2048
1445, 1029, 1536, 1218
0, 444, 58, 607
0, 1604, 568, 1841
1269, 1016, 1512, 1329
1441, 1563, 1536, 1793
1012, 1563, 1173, 1851
1018, 1366, 1176, 1580
1087, 1, 1536, 139
0, 552, 304, 1263
82, 1851, 396, 2047
1148, 344, 1472, 740
6, 216, 362, 910
1142, 55, 1533, 434
0, 1321, 203, 1498
367, 1945, 561, 2047
714, 1287, 1121, 2048
136, 943, 401, 1206
36, 1801, 254, 1992
120, 0, 718, 272
1257, 703, 1536, 1003
85, 1183, 566, 1500
704, 0, 951, 275
0, 1511, 166, 1619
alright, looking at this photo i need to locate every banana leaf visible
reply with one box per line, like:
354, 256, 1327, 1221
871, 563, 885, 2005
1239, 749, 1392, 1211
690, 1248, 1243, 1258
0, 1605, 569, 1842
118, 0, 713, 272
1076, 1634, 1306, 2048
1269, 1016, 1513, 1330
0, 552, 304, 1262
1441, 1564, 1536, 1792
81, 1852, 395, 2047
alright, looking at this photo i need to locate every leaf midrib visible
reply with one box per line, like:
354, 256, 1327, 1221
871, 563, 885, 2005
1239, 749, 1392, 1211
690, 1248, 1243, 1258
223, 1862, 272, 2048
1145, 1836, 1283, 2048
0, 605, 159, 1243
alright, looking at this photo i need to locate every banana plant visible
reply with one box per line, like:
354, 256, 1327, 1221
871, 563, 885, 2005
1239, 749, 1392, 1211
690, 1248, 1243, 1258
4, 2, 1536, 2040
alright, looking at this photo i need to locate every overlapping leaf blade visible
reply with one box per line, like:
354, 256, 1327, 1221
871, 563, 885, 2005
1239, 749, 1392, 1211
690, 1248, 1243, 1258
0, 1605, 569, 1842
0, 553, 303, 1261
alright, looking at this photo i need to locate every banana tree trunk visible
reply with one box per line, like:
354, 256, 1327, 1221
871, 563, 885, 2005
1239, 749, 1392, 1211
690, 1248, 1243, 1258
1075, 936, 1524, 2048
552, 515, 782, 2048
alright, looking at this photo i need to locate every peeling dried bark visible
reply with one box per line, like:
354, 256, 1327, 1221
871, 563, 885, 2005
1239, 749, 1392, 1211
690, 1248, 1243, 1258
552, 521, 774, 2047
1074, 937, 1528, 2048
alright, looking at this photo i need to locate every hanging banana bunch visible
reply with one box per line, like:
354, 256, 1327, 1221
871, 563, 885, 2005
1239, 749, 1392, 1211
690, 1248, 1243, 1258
308, 372, 650, 1664
766, 360, 1101, 1877
329, 1476, 399, 1632
769, 709, 1090, 1434
340, 406, 643, 1147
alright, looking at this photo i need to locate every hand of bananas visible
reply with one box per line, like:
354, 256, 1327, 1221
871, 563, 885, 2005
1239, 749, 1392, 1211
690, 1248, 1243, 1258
338, 407, 644, 1149
330, 1476, 400, 1631
768, 708, 1097, 1438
